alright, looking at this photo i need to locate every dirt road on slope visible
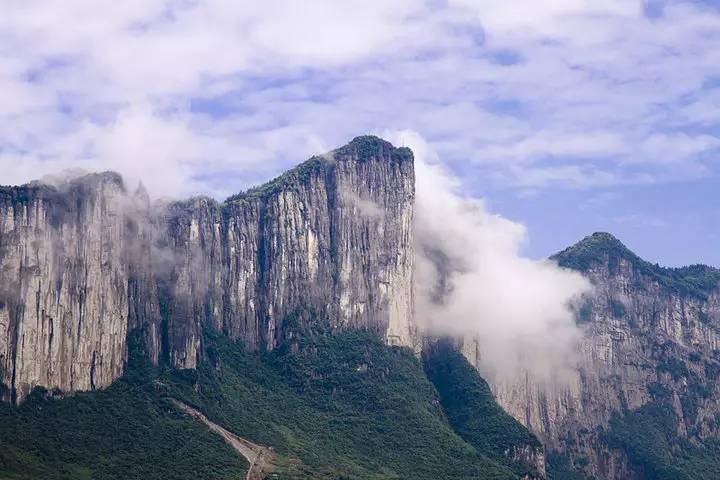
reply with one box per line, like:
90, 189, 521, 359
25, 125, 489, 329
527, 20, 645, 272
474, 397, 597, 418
169, 399, 276, 480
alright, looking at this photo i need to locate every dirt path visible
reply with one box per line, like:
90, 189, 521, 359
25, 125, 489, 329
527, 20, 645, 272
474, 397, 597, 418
169, 399, 275, 480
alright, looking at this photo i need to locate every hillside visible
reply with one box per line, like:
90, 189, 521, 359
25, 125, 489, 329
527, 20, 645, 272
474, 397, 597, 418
0, 328, 539, 480
485, 232, 720, 479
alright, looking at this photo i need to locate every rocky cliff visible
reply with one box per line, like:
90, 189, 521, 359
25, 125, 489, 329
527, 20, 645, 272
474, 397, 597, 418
475, 233, 720, 479
0, 136, 417, 403
6, 135, 718, 478
0, 174, 130, 404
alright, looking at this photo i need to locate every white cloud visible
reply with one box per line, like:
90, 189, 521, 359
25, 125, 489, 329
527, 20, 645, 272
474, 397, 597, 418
390, 129, 591, 382
613, 213, 668, 228
0, 0, 719, 196
635, 133, 720, 164
451, 0, 642, 45
473, 131, 628, 164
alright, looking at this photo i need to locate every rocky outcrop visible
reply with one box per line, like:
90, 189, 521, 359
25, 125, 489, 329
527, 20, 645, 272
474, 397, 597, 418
0, 136, 417, 402
0, 174, 130, 403
475, 233, 720, 478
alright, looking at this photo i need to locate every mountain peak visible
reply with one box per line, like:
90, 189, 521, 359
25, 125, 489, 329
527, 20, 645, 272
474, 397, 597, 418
583, 231, 623, 245
334, 135, 413, 164
226, 136, 413, 203
552, 232, 637, 271
554, 232, 720, 299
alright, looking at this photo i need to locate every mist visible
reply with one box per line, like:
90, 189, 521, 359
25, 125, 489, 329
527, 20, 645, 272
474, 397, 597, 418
390, 130, 591, 384
25, 133, 593, 384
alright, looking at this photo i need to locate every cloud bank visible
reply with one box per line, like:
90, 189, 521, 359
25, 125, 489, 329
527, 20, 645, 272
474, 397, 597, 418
391, 130, 591, 382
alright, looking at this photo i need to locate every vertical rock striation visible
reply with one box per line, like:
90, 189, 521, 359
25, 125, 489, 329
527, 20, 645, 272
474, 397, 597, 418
147, 136, 417, 369
0, 174, 129, 403
474, 233, 720, 478
0, 136, 417, 402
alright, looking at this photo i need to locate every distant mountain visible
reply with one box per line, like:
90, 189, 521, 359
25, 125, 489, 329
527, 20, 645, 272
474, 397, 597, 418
0, 136, 416, 404
481, 232, 720, 479
554, 232, 720, 299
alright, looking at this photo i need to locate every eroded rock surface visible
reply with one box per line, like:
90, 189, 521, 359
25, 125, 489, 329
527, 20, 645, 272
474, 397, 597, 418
0, 136, 417, 402
471, 233, 720, 478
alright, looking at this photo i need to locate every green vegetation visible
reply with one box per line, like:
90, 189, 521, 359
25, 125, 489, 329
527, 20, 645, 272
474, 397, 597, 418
704, 360, 720, 381
657, 357, 689, 381
576, 300, 594, 324
333, 135, 413, 164
609, 298, 626, 318
0, 327, 533, 480
0, 341, 247, 480
546, 452, 590, 480
160, 329, 517, 480
0, 184, 55, 205
606, 403, 720, 480
225, 156, 325, 203
553, 232, 720, 299
422, 340, 541, 478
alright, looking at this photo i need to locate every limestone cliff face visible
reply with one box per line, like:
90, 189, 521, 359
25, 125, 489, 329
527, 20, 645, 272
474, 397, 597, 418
474, 233, 720, 479
0, 136, 417, 402
0, 174, 130, 403
146, 137, 417, 370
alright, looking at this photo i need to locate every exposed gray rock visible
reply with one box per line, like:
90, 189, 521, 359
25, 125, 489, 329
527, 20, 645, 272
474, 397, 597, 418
0, 136, 417, 402
470, 233, 720, 478
0, 173, 129, 403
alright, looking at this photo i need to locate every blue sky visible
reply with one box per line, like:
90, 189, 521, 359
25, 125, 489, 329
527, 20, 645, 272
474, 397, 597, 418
1, 0, 719, 266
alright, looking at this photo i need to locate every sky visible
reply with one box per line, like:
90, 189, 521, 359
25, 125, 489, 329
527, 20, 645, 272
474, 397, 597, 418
1, 0, 719, 266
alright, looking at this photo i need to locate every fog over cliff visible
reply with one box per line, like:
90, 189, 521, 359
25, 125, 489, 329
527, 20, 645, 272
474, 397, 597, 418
390, 130, 591, 383
9, 134, 591, 389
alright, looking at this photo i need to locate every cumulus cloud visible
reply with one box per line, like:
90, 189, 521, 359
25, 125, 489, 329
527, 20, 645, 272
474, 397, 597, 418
390, 130, 591, 382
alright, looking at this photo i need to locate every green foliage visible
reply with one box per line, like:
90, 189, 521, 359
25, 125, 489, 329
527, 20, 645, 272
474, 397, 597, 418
161, 329, 516, 480
0, 326, 539, 480
657, 357, 689, 381
553, 232, 720, 299
3, 182, 69, 204
226, 156, 325, 203
422, 341, 541, 478
648, 382, 673, 400
0, 350, 247, 480
546, 452, 589, 480
576, 301, 593, 324
333, 135, 413, 164
704, 360, 720, 381
606, 403, 720, 480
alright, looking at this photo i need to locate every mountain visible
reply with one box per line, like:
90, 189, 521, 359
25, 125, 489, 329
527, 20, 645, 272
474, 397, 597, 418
3, 135, 720, 480
0, 136, 416, 404
477, 232, 720, 479
0, 137, 543, 479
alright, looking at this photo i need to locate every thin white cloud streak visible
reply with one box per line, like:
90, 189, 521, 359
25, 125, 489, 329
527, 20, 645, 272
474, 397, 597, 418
390, 129, 591, 382
450, 0, 643, 46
